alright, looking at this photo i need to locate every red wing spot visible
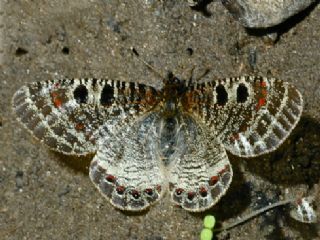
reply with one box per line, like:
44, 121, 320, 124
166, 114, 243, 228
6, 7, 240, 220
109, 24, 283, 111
144, 188, 154, 196
209, 176, 219, 186
175, 188, 184, 196
199, 187, 208, 197
257, 80, 267, 110
187, 191, 196, 201
105, 174, 116, 183
260, 81, 267, 88
131, 190, 140, 199
257, 98, 266, 110
54, 83, 60, 88
116, 186, 125, 195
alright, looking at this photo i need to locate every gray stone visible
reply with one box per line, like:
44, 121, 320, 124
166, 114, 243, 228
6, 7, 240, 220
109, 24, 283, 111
221, 0, 318, 28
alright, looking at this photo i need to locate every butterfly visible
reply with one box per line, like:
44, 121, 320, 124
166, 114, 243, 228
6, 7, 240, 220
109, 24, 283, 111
12, 72, 303, 212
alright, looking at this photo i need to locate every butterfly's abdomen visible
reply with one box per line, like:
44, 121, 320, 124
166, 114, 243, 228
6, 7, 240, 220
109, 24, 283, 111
158, 116, 180, 164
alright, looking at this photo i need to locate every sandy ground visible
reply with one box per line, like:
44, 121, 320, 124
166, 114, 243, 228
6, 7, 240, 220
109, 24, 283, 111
1, 1, 320, 239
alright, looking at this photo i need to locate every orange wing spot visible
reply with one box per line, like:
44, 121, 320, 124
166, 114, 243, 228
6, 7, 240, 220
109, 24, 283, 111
54, 99, 62, 108
145, 89, 156, 105
51, 92, 62, 108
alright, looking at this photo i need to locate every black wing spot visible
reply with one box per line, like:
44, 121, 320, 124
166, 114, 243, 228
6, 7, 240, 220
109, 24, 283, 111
216, 84, 228, 106
100, 84, 114, 106
73, 84, 88, 104
237, 83, 249, 103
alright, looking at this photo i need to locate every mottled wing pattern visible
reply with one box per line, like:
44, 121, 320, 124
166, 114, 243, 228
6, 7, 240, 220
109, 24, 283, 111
12, 74, 303, 212
89, 112, 165, 211
167, 114, 232, 212
12, 78, 160, 155
184, 76, 303, 157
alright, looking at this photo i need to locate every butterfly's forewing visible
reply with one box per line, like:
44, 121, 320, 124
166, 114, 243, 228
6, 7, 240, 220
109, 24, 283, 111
166, 114, 232, 212
90, 111, 165, 211
184, 76, 303, 157
12, 78, 160, 155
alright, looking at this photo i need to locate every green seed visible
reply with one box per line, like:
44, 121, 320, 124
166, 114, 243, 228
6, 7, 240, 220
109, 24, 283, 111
200, 228, 213, 240
203, 215, 216, 229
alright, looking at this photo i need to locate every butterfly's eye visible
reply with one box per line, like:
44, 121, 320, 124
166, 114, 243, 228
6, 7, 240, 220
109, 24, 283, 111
100, 84, 114, 106
73, 84, 88, 104
216, 84, 228, 106
237, 83, 249, 103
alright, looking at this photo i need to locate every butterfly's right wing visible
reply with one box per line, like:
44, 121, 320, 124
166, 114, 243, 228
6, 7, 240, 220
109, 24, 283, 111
12, 78, 160, 155
166, 114, 232, 212
183, 76, 303, 157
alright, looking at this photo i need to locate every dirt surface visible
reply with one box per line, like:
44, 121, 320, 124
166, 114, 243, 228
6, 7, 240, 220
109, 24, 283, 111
1, 1, 320, 240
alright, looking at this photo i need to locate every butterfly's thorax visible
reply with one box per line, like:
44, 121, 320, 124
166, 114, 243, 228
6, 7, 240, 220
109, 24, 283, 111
156, 75, 189, 164
159, 75, 187, 118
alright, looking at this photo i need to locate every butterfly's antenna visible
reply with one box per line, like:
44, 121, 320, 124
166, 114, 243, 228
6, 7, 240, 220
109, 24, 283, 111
195, 68, 210, 83
187, 67, 210, 86
131, 47, 166, 82
187, 66, 195, 86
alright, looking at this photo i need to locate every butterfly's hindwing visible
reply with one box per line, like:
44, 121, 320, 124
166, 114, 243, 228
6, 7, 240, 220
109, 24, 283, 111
166, 114, 232, 212
89, 112, 165, 211
12, 78, 160, 155
185, 76, 303, 157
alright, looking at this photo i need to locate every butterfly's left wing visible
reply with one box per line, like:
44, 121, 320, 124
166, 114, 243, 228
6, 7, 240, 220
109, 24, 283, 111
183, 76, 303, 157
12, 78, 160, 155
